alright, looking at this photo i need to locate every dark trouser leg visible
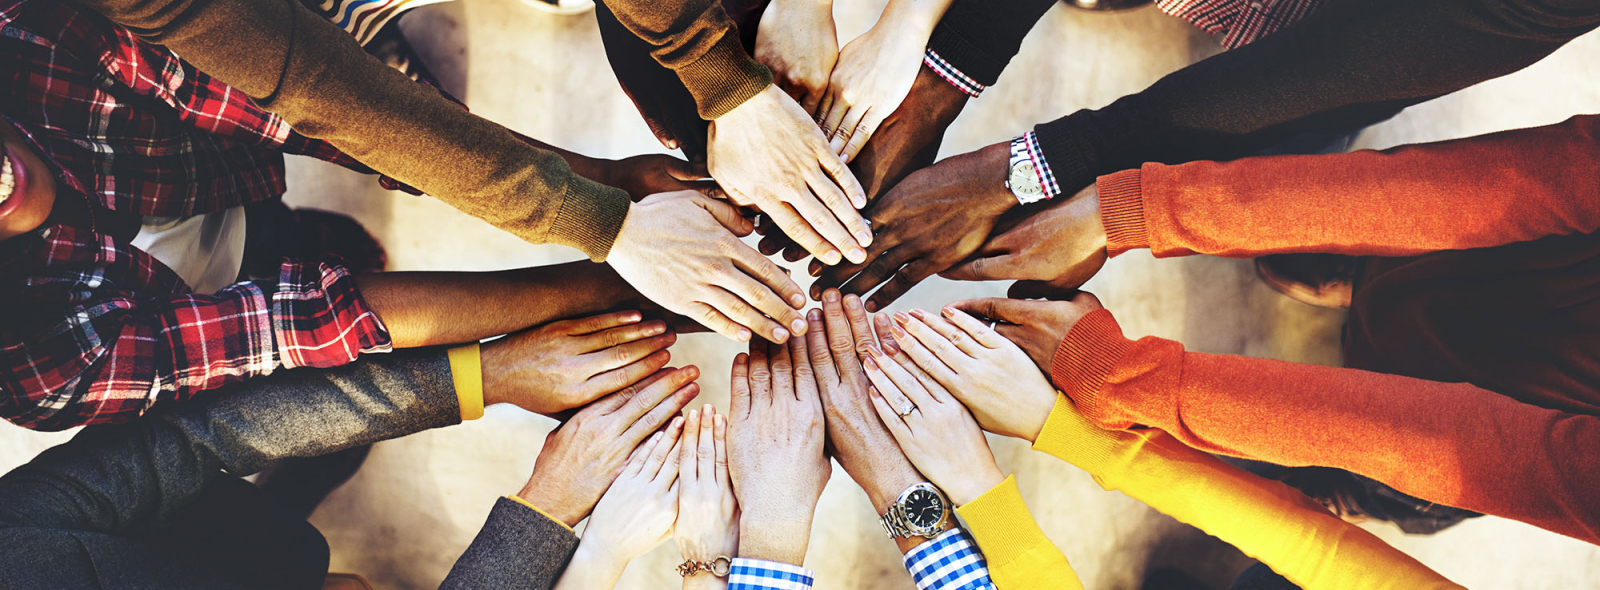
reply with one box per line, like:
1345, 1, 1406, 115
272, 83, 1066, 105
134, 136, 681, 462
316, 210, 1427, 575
131, 476, 332, 590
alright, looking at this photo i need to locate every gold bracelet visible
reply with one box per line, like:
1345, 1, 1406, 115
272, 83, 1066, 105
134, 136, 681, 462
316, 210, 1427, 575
677, 556, 732, 577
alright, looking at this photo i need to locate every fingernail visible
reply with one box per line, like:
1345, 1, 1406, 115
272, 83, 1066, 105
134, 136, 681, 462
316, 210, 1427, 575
809, 261, 823, 277
866, 344, 884, 358
737, 329, 752, 342
808, 308, 822, 321
854, 230, 873, 247
845, 248, 867, 264
910, 309, 929, 320
626, 312, 642, 323
942, 306, 956, 318
647, 323, 666, 336
862, 355, 879, 371
882, 341, 900, 356
893, 312, 910, 326
810, 285, 822, 299
869, 386, 881, 398
890, 322, 906, 338
715, 414, 726, 427
773, 327, 790, 342
672, 416, 685, 429
824, 289, 840, 303
822, 250, 841, 266
853, 194, 867, 209
688, 409, 699, 422
791, 318, 807, 334
650, 431, 664, 443
790, 293, 806, 308
864, 300, 878, 313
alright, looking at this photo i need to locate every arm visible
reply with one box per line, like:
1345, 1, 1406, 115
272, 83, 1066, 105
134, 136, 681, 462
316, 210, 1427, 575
818, 0, 957, 161
1051, 306, 1600, 546
956, 478, 1078, 590
548, 425, 682, 590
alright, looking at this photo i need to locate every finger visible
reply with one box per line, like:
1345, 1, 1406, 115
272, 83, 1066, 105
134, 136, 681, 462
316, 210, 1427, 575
680, 408, 703, 488
830, 105, 869, 158
576, 319, 668, 354
769, 338, 796, 402
941, 251, 1025, 282
560, 310, 644, 337
643, 416, 681, 478
748, 341, 773, 406
713, 412, 730, 490
829, 246, 913, 312
788, 323, 819, 405
841, 294, 877, 355
583, 349, 673, 399
622, 429, 665, 478
803, 308, 836, 386
620, 381, 698, 445
794, 174, 867, 264
908, 309, 986, 358
863, 345, 936, 409
840, 111, 884, 164
708, 285, 790, 344
767, 202, 843, 267
817, 139, 867, 211
730, 352, 752, 419
939, 305, 1009, 349
666, 157, 710, 181
730, 242, 808, 319
688, 302, 752, 342
948, 297, 1035, 327
868, 385, 914, 442
872, 312, 899, 357
697, 405, 716, 487
885, 317, 961, 391
898, 311, 975, 370
781, 243, 811, 263
865, 259, 939, 312
819, 290, 863, 381
657, 436, 684, 489
580, 332, 677, 375
587, 367, 674, 414
820, 90, 849, 142
696, 193, 756, 237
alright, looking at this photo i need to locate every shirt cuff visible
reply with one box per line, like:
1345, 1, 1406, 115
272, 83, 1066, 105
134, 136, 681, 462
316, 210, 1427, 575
448, 343, 484, 421
272, 260, 392, 370
504, 494, 576, 534
729, 558, 815, 590
923, 48, 986, 97
903, 528, 996, 590
677, 31, 776, 120
1049, 308, 1133, 425
545, 173, 633, 262
1097, 168, 1149, 256
1019, 131, 1063, 200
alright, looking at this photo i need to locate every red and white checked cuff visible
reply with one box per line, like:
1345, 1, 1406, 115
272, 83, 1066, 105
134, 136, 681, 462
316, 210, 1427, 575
923, 49, 986, 98
1020, 131, 1063, 199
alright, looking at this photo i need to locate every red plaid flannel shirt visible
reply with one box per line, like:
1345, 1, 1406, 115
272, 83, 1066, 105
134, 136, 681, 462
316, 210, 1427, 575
0, 0, 404, 430
1156, 0, 1324, 49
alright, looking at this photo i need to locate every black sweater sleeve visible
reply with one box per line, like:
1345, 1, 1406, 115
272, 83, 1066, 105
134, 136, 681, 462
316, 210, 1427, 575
927, 0, 1058, 87
1032, 0, 1600, 193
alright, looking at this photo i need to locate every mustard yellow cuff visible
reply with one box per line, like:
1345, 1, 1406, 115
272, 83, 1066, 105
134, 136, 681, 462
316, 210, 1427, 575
955, 475, 1050, 566
448, 343, 484, 421
1032, 393, 1126, 476
505, 495, 576, 534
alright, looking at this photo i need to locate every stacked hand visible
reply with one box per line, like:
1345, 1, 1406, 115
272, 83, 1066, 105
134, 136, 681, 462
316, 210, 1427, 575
676, 405, 739, 588
817, 0, 949, 164
754, 0, 838, 114
943, 184, 1109, 292
573, 423, 683, 576
482, 310, 677, 416
948, 289, 1107, 382
727, 336, 830, 565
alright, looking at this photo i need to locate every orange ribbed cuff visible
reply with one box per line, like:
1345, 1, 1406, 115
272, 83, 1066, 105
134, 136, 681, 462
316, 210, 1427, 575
1050, 309, 1132, 426
1097, 169, 1148, 257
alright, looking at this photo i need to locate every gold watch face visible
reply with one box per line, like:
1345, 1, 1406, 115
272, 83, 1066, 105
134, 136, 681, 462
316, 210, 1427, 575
1010, 161, 1043, 196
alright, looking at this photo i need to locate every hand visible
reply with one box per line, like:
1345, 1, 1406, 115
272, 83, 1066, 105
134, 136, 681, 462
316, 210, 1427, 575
884, 306, 1058, 442
579, 423, 683, 569
943, 184, 1107, 289
727, 338, 830, 565
946, 287, 1106, 372
757, 65, 970, 263
602, 154, 718, 202
803, 290, 924, 514
608, 191, 806, 343
817, 1, 944, 163
518, 366, 699, 527
708, 85, 870, 266
675, 405, 739, 564
482, 311, 677, 415
860, 343, 1005, 507
754, 0, 838, 114
811, 142, 1015, 309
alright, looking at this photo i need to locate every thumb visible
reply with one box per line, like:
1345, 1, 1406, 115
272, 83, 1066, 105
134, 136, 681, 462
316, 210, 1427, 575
947, 297, 1035, 327
695, 193, 755, 237
667, 157, 711, 181
941, 251, 1021, 282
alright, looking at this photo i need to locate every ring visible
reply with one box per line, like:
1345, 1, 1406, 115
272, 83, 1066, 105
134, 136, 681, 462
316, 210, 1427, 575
896, 403, 916, 417
987, 321, 996, 329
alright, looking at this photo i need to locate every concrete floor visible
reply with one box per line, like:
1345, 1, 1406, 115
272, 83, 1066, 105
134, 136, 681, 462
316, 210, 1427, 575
2, 1, 1598, 588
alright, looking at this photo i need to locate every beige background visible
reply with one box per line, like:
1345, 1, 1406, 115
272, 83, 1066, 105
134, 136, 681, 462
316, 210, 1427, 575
2, 1, 1599, 588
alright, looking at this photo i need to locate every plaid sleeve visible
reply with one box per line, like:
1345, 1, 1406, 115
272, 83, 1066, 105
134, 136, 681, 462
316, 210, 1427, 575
904, 528, 998, 590
271, 259, 392, 370
728, 558, 815, 590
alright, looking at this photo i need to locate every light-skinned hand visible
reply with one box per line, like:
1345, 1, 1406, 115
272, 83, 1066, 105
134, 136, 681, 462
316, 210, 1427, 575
947, 289, 1106, 376
860, 342, 1005, 507
885, 306, 1057, 442
754, 0, 838, 115
810, 142, 1015, 309
518, 366, 699, 527
708, 85, 870, 266
942, 183, 1107, 289
608, 190, 806, 343
579, 423, 683, 570
675, 405, 739, 581
817, 0, 951, 163
482, 311, 677, 415
727, 337, 830, 566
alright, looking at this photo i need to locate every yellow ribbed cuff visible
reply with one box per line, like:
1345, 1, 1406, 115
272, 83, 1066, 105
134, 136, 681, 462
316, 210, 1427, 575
506, 495, 576, 534
1032, 394, 1128, 478
448, 343, 484, 421
955, 475, 1050, 566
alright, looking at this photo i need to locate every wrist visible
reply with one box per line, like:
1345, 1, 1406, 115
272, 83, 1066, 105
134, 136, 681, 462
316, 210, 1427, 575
979, 142, 1020, 214
738, 511, 814, 565
573, 538, 631, 573
516, 482, 585, 528
944, 465, 1007, 507
863, 468, 927, 513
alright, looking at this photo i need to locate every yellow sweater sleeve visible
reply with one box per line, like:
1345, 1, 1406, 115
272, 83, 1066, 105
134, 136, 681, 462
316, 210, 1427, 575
1032, 395, 1463, 590
955, 475, 1084, 590
447, 343, 485, 421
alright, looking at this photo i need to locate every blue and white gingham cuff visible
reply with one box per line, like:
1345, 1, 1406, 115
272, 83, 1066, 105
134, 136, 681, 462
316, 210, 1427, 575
1020, 131, 1062, 199
729, 558, 816, 590
904, 528, 997, 590
923, 49, 986, 97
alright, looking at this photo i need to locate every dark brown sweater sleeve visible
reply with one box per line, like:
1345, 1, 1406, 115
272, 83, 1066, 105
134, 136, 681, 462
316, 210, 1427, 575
600, 0, 773, 119
76, 0, 632, 260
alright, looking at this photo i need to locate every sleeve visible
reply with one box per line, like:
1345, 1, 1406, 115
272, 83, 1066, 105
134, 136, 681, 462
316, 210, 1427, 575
922, 0, 1057, 96
1094, 115, 1600, 258
449, 343, 486, 421
1029, 0, 1600, 196
1051, 309, 1600, 547
0, 258, 390, 431
74, 0, 632, 260
1030, 393, 1466, 590
952, 476, 1082, 590
439, 497, 581, 590
728, 558, 816, 590
598, 0, 772, 119
901, 527, 1000, 590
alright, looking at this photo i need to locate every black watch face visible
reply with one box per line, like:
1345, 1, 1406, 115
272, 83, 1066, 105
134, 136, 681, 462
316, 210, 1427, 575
904, 488, 946, 529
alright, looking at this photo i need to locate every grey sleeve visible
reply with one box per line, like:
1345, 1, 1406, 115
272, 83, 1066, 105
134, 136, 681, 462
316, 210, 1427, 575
439, 497, 581, 590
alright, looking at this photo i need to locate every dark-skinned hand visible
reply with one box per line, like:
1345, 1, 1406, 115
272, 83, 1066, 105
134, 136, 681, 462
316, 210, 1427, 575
942, 183, 1106, 289
810, 141, 1017, 311
946, 286, 1106, 375
600, 154, 720, 203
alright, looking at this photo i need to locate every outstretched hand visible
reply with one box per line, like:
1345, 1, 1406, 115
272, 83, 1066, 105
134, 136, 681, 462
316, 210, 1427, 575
727, 337, 830, 566
754, 0, 838, 114
675, 405, 739, 572
482, 310, 676, 416
943, 183, 1107, 290
947, 287, 1106, 376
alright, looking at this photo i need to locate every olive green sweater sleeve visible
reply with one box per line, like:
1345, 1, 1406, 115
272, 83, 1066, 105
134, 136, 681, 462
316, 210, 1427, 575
77, 0, 631, 260
601, 0, 773, 119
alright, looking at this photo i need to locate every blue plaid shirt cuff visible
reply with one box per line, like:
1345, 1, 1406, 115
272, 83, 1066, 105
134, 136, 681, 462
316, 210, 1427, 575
903, 528, 998, 590
729, 558, 816, 590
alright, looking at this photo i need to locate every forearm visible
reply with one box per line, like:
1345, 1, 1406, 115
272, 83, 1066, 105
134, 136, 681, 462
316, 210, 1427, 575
737, 512, 814, 566
684, 576, 728, 590
1053, 310, 1600, 545
552, 543, 628, 590
1033, 0, 1600, 195
355, 261, 642, 348
1031, 396, 1464, 590
1098, 115, 1600, 258
77, 0, 631, 258
953, 478, 1080, 590
877, 0, 956, 38
924, 0, 1056, 92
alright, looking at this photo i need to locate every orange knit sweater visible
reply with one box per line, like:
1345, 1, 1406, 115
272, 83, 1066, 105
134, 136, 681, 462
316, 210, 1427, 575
1053, 115, 1600, 545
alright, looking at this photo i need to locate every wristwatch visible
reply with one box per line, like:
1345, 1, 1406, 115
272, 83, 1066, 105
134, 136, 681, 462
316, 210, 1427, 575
879, 482, 951, 539
1005, 135, 1048, 205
